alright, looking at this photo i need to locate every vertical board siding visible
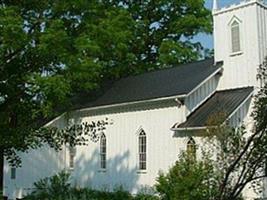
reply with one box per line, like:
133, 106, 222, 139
214, 3, 262, 90
257, 5, 267, 69
185, 76, 219, 115
70, 104, 184, 193
5, 2, 267, 199
4, 103, 188, 196
229, 98, 251, 127
4, 117, 67, 199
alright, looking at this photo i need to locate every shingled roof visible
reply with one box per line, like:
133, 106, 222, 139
172, 87, 254, 130
81, 58, 222, 109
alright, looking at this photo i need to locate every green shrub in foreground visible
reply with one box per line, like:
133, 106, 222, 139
23, 171, 158, 200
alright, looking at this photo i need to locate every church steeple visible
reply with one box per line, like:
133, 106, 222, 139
213, 0, 218, 11
212, 0, 267, 90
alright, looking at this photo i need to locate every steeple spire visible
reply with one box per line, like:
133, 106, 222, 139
213, 0, 218, 11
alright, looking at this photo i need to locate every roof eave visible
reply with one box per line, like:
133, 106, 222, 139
77, 94, 187, 113
77, 66, 223, 113
171, 126, 208, 131
171, 87, 254, 131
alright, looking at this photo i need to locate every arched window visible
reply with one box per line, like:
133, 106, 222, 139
138, 130, 146, 170
100, 133, 106, 169
187, 137, 196, 159
231, 20, 241, 53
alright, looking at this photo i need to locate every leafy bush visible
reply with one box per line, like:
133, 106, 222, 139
23, 171, 159, 200
24, 171, 72, 200
134, 186, 159, 200
134, 193, 159, 200
155, 152, 219, 200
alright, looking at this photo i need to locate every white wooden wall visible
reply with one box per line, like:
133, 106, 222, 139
3, 77, 255, 199
4, 1, 267, 199
185, 75, 220, 116
3, 117, 67, 199
228, 97, 252, 127
213, 0, 267, 90
69, 101, 186, 193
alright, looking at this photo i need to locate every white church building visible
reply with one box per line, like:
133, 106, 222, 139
3, 0, 267, 199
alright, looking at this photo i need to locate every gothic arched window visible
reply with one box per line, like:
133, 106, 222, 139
231, 20, 241, 53
187, 137, 196, 159
138, 130, 146, 170
100, 133, 106, 169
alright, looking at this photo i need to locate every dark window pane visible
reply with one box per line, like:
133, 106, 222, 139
11, 168, 16, 179
138, 131, 147, 170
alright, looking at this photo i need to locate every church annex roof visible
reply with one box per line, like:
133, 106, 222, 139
172, 87, 254, 130
81, 58, 222, 109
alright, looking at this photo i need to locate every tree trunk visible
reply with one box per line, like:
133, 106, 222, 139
0, 148, 4, 199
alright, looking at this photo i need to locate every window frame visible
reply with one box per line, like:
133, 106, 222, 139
187, 137, 196, 160
99, 133, 107, 171
69, 147, 76, 170
11, 167, 16, 180
229, 17, 243, 56
138, 130, 147, 171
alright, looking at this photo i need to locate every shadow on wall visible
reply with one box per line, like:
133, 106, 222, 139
4, 146, 66, 199
73, 149, 142, 193
6, 146, 144, 198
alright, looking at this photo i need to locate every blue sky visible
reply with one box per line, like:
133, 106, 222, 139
198, 0, 245, 49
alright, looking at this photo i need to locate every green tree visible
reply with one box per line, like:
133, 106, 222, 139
0, 0, 134, 194
155, 126, 255, 200
0, 0, 212, 196
104, 0, 212, 73
208, 57, 267, 199
156, 104, 267, 200
155, 151, 218, 200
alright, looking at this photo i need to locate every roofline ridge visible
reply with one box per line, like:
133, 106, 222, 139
75, 65, 221, 113
116, 58, 215, 82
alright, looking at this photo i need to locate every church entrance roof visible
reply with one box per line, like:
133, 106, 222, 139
172, 87, 254, 131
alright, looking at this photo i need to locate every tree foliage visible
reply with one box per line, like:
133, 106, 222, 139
0, 1, 134, 193
0, 0, 211, 165
207, 56, 267, 199
103, 0, 212, 72
0, 0, 134, 163
161, 124, 267, 199
156, 152, 218, 200
0, 0, 211, 193
24, 171, 158, 200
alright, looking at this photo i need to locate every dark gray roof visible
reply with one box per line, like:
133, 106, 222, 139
174, 87, 254, 129
84, 58, 222, 108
